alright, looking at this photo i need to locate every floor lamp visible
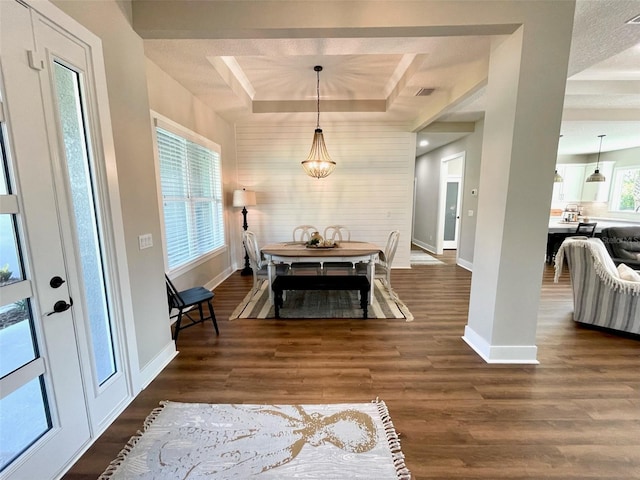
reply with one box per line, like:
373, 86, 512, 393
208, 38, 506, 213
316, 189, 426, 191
233, 188, 257, 276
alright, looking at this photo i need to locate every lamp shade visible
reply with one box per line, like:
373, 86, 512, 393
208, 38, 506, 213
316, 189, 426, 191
586, 134, 606, 183
586, 170, 606, 182
232, 189, 257, 207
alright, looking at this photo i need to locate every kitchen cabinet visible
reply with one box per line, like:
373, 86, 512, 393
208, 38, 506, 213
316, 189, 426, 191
552, 161, 614, 206
552, 164, 585, 207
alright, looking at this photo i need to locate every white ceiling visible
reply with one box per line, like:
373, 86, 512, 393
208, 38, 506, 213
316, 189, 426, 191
138, 0, 640, 158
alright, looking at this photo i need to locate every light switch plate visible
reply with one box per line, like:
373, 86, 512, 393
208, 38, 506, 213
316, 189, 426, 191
138, 233, 153, 249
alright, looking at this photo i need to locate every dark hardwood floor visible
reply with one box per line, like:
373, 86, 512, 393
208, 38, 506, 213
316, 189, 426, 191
64, 250, 640, 479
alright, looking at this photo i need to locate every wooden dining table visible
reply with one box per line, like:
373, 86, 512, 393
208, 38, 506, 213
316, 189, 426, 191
261, 241, 382, 305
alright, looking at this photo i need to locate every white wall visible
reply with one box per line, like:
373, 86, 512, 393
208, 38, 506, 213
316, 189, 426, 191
235, 123, 416, 268
145, 59, 238, 291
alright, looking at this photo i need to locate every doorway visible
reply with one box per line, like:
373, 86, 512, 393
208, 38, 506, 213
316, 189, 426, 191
437, 153, 465, 255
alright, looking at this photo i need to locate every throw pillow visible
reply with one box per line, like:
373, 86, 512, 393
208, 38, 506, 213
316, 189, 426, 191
617, 263, 640, 282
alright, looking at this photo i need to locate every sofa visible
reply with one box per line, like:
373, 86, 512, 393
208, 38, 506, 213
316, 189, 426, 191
555, 237, 640, 335
599, 226, 640, 268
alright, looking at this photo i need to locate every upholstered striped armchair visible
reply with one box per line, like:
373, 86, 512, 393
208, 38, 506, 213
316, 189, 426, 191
554, 237, 640, 335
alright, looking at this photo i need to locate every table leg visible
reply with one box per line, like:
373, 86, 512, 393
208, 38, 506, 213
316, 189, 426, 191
274, 287, 283, 318
360, 286, 368, 319
267, 255, 275, 304
367, 255, 375, 305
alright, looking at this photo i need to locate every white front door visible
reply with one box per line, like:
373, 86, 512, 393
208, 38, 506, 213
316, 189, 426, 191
1, 2, 132, 478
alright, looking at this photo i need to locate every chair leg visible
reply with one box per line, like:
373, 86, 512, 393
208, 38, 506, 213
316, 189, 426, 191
208, 300, 219, 335
173, 311, 184, 343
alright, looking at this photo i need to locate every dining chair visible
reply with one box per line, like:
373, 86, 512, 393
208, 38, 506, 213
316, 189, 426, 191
575, 222, 597, 237
243, 230, 289, 294
291, 225, 322, 274
165, 274, 219, 344
323, 225, 351, 242
292, 225, 318, 242
322, 225, 354, 274
356, 230, 400, 295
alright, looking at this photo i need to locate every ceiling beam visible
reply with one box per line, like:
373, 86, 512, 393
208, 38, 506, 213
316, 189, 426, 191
252, 99, 387, 114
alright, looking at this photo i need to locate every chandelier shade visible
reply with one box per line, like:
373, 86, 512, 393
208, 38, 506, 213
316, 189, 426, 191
301, 65, 336, 179
302, 128, 336, 178
586, 134, 606, 183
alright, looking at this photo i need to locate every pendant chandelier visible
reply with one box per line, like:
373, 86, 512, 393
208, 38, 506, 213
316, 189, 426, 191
586, 134, 606, 183
301, 66, 336, 179
553, 170, 564, 183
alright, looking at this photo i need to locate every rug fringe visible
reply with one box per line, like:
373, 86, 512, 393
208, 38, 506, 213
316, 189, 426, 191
97, 402, 168, 479
374, 279, 413, 322
373, 398, 412, 480
394, 293, 414, 322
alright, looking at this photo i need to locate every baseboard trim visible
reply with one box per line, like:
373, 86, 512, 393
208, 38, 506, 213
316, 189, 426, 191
462, 325, 539, 364
411, 239, 437, 255
457, 257, 473, 271
138, 341, 178, 390
205, 266, 236, 291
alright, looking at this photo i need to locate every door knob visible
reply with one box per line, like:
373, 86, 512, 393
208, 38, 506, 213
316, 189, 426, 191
49, 276, 66, 288
46, 298, 73, 316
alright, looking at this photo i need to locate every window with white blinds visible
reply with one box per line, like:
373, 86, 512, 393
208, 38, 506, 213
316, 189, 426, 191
155, 125, 224, 271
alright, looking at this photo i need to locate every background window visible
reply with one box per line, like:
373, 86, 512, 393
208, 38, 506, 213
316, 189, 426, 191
156, 126, 224, 270
610, 167, 640, 212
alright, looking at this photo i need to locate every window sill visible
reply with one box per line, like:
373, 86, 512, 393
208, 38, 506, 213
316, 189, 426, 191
167, 245, 228, 278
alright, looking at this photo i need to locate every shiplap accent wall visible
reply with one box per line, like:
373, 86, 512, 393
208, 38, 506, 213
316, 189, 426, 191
235, 123, 416, 268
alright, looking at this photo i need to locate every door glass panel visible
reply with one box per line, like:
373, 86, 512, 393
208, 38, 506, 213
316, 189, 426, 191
53, 62, 116, 385
0, 141, 7, 195
444, 181, 458, 241
0, 298, 36, 378
0, 135, 36, 378
0, 214, 24, 286
0, 121, 50, 473
0, 376, 51, 471
0, 141, 22, 286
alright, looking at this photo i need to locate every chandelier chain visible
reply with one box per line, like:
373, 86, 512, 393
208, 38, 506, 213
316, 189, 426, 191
316, 68, 320, 129
596, 134, 605, 168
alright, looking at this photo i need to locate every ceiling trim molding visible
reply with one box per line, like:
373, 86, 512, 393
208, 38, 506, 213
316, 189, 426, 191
252, 99, 387, 114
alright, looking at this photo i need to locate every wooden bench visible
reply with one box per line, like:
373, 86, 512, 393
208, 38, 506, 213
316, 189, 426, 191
271, 275, 370, 319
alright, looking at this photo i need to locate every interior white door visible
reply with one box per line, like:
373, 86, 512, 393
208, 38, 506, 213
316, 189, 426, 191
437, 153, 465, 254
1, 1, 131, 477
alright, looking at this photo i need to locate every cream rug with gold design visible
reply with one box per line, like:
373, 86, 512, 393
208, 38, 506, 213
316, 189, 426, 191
99, 400, 410, 479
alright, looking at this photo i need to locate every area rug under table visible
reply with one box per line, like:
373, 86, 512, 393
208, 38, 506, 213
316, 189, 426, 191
99, 400, 411, 479
230, 278, 413, 321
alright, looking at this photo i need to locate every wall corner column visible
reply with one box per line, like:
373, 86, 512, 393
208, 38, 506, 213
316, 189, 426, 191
464, 3, 575, 363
